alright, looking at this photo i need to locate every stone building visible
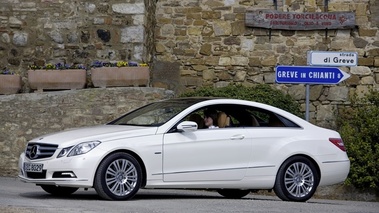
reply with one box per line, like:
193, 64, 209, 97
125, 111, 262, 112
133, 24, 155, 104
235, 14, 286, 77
152, 0, 379, 127
0, 0, 378, 175
0, 0, 378, 126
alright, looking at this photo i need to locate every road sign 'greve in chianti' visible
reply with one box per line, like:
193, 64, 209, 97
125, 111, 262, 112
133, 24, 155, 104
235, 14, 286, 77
275, 66, 351, 84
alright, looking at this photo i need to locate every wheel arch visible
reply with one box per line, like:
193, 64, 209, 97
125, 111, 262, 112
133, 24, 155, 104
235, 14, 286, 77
273, 154, 322, 202
94, 149, 147, 188
275, 154, 321, 184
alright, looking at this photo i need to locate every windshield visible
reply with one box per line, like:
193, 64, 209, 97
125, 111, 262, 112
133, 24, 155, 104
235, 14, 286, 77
108, 99, 206, 126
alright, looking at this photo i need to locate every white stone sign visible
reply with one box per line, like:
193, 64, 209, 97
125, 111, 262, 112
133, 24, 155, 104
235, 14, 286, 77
307, 51, 358, 66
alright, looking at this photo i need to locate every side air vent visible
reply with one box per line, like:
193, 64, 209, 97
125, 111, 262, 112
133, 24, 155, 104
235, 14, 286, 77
26, 170, 46, 179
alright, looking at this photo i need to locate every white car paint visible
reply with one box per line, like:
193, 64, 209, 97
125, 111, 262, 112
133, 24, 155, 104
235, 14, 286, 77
18, 98, 350, 201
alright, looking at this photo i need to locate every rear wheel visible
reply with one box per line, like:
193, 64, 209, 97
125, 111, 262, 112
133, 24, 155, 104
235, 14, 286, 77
217, 189, 250, 199
40, 185, 78, 196
94, 152, 142, 200
274, 156, 319, 202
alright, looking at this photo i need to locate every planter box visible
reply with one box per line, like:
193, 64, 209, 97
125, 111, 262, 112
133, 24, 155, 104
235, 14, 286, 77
91, 67, 149, 88
0, 75, 22, 95
28, 69, 87, 92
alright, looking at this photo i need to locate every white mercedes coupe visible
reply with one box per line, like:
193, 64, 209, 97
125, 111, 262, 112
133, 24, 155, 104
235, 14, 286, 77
18, 98, 350, 202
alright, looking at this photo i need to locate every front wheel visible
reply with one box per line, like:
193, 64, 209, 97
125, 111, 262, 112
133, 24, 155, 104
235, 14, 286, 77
94, 152, 142, 200
274, 156, 320, 202
40, 185, 78, 196
217, 189, 250, 199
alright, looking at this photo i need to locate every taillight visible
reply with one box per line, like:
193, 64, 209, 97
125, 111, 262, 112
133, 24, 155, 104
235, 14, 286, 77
329, 138, 346, 152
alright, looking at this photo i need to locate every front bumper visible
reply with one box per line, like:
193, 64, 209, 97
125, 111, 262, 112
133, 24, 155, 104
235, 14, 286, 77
18, 151, 99, 188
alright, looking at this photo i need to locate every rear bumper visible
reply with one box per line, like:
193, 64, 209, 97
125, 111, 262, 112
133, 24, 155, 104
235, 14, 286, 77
319, 159, 350, 186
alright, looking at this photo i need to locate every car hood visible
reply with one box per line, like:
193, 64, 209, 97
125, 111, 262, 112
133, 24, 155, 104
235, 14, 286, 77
29, 125, 158, 147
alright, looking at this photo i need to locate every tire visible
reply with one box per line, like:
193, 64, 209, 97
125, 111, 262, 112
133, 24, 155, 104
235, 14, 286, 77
274, 156, 320, 202
40, 185, 78, 196
94, 152, 142, 200
217, 189, 250, 199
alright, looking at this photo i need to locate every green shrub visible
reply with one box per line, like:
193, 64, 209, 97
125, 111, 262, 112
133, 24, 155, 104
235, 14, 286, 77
337, 91, 379, 192
179, 84, 302, 117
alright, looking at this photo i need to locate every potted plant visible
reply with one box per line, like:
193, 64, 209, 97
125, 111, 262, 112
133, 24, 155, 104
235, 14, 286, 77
90, 61, 149, 88
0, 68, 22, 95
28, 63, 87, 92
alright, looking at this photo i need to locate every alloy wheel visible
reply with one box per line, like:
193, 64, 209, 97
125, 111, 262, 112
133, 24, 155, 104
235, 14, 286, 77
284, 162, 314, 198
105, 159, 138, 196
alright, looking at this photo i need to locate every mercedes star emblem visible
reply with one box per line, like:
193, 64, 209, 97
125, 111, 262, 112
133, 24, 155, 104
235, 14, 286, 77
30, 145, 39, 159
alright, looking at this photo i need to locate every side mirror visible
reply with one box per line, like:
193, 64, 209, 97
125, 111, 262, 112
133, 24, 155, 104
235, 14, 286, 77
177, 121, 198, 132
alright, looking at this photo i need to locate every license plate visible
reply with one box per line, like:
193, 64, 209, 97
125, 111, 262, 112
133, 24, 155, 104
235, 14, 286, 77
24, 162, 43, 173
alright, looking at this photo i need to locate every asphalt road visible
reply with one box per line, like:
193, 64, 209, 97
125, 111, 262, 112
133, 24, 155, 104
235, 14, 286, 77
0, 177, 378, 213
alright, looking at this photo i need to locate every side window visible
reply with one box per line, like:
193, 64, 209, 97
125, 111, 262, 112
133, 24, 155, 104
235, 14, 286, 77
245, 108, 270, 127
179, 104, 300, 130
267, 114, 285, 127
188, 104, 262, 128
276, 114, 301, 128
187, 112, 205, 129
245, 107, 300, 128
184, 106, 234, 129
202, 105, 267, 128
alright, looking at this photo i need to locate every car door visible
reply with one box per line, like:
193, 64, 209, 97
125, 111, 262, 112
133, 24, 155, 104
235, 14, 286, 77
162, 127, 252, 182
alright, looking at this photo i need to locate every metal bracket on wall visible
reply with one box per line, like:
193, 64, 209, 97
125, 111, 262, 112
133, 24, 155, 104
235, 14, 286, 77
269, 0, 278, 41
324, 0, 329, 39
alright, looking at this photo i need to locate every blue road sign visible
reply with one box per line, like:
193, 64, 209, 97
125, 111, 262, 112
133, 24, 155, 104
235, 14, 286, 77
275, 65, 350, 84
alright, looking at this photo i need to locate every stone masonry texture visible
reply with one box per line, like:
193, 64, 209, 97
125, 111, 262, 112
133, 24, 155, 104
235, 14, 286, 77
153, 0, 379, 126
0, 87, 174, 176
0, 0, 378, 177
0, 0, 153, 84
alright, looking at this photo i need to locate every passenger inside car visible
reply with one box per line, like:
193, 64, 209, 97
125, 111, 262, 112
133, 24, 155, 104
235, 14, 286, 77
217, 111, 230, 128
203, 109, 219, 129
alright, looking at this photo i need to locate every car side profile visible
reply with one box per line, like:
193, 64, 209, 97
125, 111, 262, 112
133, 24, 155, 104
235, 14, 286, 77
18, 98, 350, 202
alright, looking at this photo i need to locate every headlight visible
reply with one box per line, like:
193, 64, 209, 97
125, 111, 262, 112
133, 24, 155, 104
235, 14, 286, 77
57, 146, 73, 158
57, 141, 101, 158
68, 141, 101, 157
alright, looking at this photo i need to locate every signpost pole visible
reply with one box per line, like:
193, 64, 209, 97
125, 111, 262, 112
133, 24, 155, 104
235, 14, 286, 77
305, 84, 310, 121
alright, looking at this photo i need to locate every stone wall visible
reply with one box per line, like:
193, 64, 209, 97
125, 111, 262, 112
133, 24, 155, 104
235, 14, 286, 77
1, 0, 379, 176
153, 0, 379, 127
0, 87, 174, 176
0, 0, 154, 91
1, 0, 378, 127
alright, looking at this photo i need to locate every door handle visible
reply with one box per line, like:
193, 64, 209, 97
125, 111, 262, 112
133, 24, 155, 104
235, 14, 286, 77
230, 135, 245, 140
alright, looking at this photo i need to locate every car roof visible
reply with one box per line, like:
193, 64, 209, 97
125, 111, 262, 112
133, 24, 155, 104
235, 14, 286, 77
159, 97, 224, 105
